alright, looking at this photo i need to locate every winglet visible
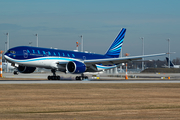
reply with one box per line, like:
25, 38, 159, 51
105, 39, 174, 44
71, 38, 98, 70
105, 28, 126, 58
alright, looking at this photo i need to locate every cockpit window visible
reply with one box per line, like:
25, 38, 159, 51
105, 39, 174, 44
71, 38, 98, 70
7, 50, 16, 54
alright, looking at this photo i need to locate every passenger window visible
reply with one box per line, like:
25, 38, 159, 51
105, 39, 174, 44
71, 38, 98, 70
32, 50, 35, 54
48, 51, 51, 56
63, 53, 65, 56
27, 50, 30, 53
67, 54, 70, 57
58, 52, 60, 56
72, 54, 75, 57
54, 52, 56, 56
37, 50, 40, 54
43, 51, 46, 54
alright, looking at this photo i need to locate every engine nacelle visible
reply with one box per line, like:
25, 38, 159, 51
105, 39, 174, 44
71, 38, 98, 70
17, 65, 36, 73
66, 61, 86, 74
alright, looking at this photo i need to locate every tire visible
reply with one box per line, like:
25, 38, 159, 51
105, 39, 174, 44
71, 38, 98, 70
14, 71, 18, 75
48, 76, 51, 80
76, 76, 79, 80
79, 76, 82, 80
57, 76, 60, 80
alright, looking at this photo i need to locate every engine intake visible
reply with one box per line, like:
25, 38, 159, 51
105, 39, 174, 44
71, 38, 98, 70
17, 65, 36, 73
66, 61, 86, 74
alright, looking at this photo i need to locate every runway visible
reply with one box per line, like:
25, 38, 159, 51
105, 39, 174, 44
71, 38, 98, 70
0, 79, 180, 84
1, 72, 180, 84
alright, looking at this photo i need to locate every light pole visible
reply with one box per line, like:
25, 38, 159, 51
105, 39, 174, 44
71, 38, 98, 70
5, 42, 7, 53
5, 33, 9, 72
80, 35, 83, 52
140, 37, 144, 71
34, 34, 38, 72
167, 39, 170, 68
119, 46, 123, 73
4, 42, 7, 72
120, 46, 123, 58
6, 33, 9, 51
34, 34, 38, 47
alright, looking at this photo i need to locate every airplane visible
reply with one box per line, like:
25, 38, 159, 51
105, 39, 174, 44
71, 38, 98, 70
4, 28, 166, 80
165, 57, 180, 68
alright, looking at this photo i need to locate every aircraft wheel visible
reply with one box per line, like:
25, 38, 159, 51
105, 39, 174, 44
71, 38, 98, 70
75, 76, 79, 80
80, 76, 84, 80
76, 76, 88, 80
76, 76, 81, 80
52, 76, 56, 80
48, 76, 61, 80
48, 76, 51, 80
57, 76, 61, 80
14, 71, 19, 75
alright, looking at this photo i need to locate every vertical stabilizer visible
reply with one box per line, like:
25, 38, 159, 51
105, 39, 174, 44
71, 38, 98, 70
166, 57, 174, 67
105, 28, 126, 58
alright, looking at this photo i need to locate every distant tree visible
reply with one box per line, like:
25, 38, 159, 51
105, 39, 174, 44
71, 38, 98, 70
126, 59, 167, 69
172, 57, 180, 65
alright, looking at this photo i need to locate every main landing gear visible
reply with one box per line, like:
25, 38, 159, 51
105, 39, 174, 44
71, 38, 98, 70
48, 69, 60, 80
47, 70, 88, 81
75, 73, 88, 80
13, 71, 19, 75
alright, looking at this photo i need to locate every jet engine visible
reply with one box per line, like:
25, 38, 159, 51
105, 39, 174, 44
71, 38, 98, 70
17, 65, 36, 73
66, 61, 86, 74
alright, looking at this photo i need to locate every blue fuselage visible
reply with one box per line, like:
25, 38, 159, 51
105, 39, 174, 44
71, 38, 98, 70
5, 46, 111, 61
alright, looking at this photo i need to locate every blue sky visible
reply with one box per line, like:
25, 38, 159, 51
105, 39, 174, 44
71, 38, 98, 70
0, 0, 180, 60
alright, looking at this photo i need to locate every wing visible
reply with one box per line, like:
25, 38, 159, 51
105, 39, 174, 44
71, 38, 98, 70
84, 53, 167, 66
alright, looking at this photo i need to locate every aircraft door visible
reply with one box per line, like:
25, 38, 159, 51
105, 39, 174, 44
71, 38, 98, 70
83, 56, 86, 60
23, 50, 28, 58
46, 52, 49, 57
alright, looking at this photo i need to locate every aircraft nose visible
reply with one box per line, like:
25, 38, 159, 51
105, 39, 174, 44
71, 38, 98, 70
4, 55, 8, 60
4, 51, 9, 57
4, 55, 11, 64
